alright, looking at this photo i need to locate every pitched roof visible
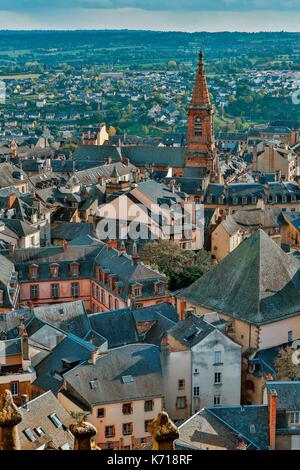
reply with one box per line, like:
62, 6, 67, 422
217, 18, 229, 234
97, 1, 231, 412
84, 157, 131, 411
64, 343, 164, 406
89, 309, 141, 349
18, 391, 74, 450
179, 229, 300, 325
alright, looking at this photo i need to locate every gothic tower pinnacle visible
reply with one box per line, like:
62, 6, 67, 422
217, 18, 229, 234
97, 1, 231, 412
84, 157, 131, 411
186, 51, 218, 178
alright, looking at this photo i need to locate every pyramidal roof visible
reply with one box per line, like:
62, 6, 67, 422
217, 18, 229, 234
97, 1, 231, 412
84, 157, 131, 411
191, 51, 211, 107
179, 229, 300, 325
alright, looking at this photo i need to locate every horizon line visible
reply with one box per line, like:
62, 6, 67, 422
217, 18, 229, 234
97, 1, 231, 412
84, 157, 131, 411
0, 28, 298, 33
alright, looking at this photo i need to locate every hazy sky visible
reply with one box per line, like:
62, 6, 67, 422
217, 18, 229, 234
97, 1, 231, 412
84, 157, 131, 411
1, 0, 300, 31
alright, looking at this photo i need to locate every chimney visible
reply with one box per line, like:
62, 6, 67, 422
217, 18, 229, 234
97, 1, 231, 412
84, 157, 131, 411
62, 240, 68, 252
131, 241, 140, 264
269, 388, 278, 450
7, 193, 17, 210
21, 394, 29, 409
122, 157, 129, 166
8, 243, 15, 255
106, 240, 117, 250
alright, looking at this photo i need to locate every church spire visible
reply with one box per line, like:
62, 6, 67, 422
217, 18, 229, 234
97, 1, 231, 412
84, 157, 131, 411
191, 50, 211, 107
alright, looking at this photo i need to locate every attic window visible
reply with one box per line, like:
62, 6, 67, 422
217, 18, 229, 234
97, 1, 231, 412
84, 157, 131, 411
23, 428, 37, 442
250, 424, 256, 434
29, 265, 39, 280
70, 263, 80, 277
49, 413, 62, 428
59, 308, 64, 315
282, 195, 287, 203
49, 263, 59, 278
122, 375, 134, 384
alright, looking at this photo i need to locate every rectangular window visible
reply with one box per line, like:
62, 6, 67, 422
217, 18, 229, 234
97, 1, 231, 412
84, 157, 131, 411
109, 295, 113, 310
176, 397, 187, 409
51, 283, 60, 299
178, 379, 185, 390
214, 395, 221, 405
105, 426, 115, 438
114, 299, 119, 310
97, 408, 105, 419
30, 284, 39, 300
144, 400, 153, 412
134, 287, 141, 297
288, 330, 293, 342
214, 372, 222, 384
101, 289, 105, 305
144, 420, 153, 433
290, 412, 300, 425
193, 386, 200, 397
122, 403, 132, 415
71, 282, 80, 298
214, 351, 222, 364
122, 423, 133, 436
10, 381, 19, 396
49, 413, 62, 428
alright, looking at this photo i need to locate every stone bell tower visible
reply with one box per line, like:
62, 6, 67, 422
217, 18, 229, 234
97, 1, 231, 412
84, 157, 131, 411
186, 51, 219, 179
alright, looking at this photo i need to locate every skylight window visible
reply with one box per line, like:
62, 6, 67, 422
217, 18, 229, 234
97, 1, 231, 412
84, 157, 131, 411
35, 426, 45, 437
23, 428, 37, 442
122, 375, 134, 384
49, 413, 62, 428
90, 380, 98, 390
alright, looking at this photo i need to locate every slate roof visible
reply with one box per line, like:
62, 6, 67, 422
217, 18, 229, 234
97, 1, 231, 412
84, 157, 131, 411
167, 313, 215, 348
32, 301, 91, 340
63, 343, 163, 407
266, 381, 300, 412
177, 409, 241, 450
179, 229, 300, 325
207, 405, 270, 450
18, 391, 74, 450
122, 146, 186, 168
0, 162, 28, 189
73, 145, 122, 164
221, 208, 283, 236
51, 222, 94, 242
0, 337, 21, 357
91, 309, 141, 349
0, 218, 38, 237
33, 334, 96, 394
74, 162, 136, 186
0, 253, 16, 308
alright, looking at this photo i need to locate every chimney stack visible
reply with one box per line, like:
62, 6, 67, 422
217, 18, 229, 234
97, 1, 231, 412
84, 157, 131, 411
269, 388, 278, 450
62, 240, 68, 252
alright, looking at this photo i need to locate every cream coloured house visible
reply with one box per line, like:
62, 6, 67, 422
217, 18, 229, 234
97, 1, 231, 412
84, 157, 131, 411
252, 141, 297, 181
58, 343, 164, 450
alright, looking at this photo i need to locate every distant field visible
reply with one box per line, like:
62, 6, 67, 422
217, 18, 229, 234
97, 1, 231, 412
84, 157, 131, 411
0, 74, 40, 80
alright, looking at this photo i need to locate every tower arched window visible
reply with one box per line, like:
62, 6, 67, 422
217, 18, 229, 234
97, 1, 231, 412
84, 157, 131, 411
195, 117, 202, 136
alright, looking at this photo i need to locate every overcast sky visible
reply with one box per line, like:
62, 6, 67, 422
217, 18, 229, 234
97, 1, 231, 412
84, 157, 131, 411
0, 0, 300, 31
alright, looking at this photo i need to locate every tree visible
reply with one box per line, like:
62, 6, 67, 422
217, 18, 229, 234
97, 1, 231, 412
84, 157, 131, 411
274, 347, 300, 381
140, 241, 211, 291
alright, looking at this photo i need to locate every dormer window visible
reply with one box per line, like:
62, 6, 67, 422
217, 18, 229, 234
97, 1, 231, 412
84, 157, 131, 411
232, 197, 238, 205
29, 264, 39, 280
291, 195, 296, 203
242, 197, 247, 205
132, 284, 142, 297
194, 117, 202, 136
50, 263, 59, 278
155, 282, 165, 295
282, 195, 287, 203
70, 262, 80, 277
207, 195, 213, 204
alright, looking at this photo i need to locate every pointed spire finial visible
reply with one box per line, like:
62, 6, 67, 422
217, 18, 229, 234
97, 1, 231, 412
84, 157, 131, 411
191, 50, 210, 106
